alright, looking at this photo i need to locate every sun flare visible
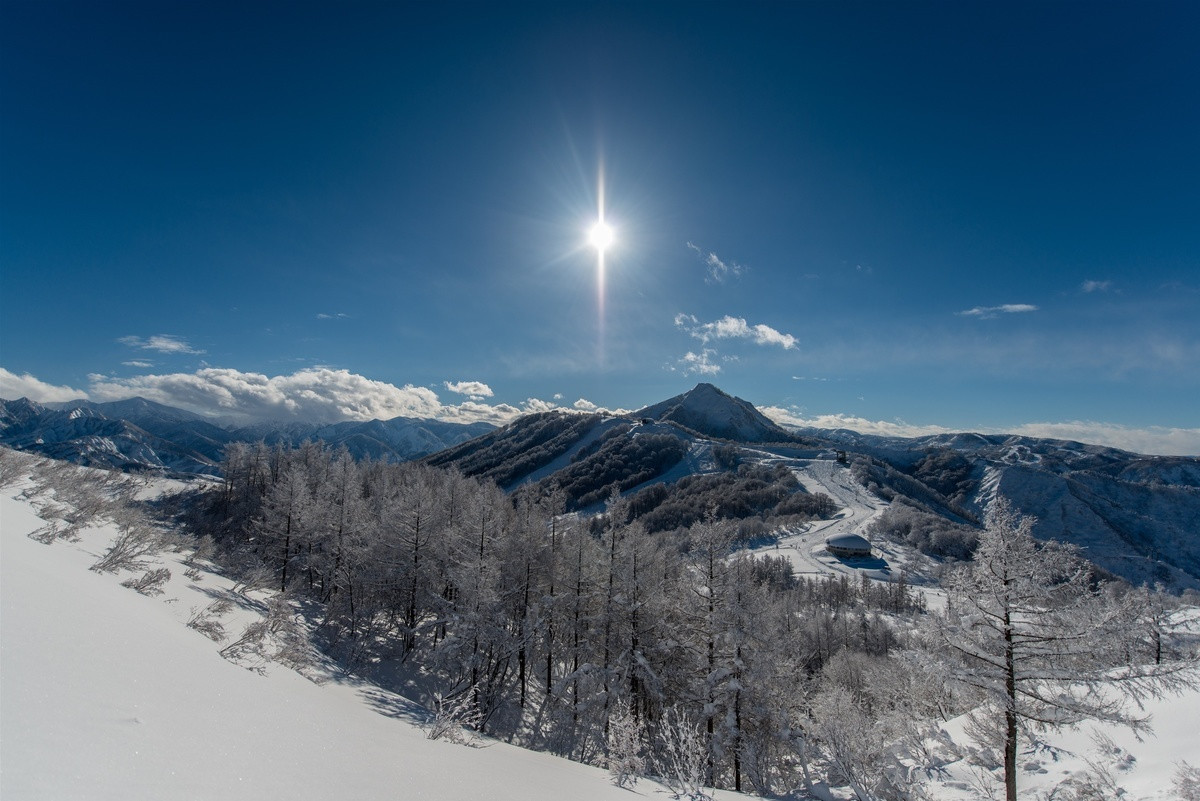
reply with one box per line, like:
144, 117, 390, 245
588, 220, 614, 253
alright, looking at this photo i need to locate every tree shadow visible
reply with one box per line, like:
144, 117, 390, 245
830, 553, 891, 572
193, 584, 269, 615
357, 685, 432, 728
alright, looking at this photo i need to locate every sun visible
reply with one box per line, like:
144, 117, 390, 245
588, 220, 615, 253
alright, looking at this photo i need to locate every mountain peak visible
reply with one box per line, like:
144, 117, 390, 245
635, 383, 791, 443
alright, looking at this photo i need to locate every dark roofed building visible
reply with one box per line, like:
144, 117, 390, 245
825, 533, 872, 558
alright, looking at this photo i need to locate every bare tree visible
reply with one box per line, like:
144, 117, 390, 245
925, 496, 1194, 801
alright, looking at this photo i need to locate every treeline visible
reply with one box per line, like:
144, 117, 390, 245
424, 411, 607, 488
625, 462, 836, 534
536, 428, 689, 509
179, 441, 925, 796
867, 501, 980, 561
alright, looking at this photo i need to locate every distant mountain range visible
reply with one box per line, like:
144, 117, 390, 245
428, 384, 1200, 590
3, 383, 1198, 589
0, 396, 494, 476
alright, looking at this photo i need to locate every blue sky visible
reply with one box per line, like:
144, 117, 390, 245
2, 1, 1198, 454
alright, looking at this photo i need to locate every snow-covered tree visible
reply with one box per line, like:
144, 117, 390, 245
605, 709, 646, 788
925, 496, 1192, 801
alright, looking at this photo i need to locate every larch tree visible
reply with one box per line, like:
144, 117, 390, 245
927, 496, 1193, 801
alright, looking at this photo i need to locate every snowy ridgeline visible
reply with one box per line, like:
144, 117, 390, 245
1, 447, 1198, 801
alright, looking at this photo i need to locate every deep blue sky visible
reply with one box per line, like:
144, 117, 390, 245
3, 1, 1198, 453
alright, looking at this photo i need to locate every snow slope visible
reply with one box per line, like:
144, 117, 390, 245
0, 460, 739, 801
923, 642, 1200, 801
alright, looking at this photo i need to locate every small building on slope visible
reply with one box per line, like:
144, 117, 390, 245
825, 533, 872, 558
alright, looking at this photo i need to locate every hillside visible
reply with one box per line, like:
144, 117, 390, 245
4, 449, 1197, 801
0, 451, 743, 801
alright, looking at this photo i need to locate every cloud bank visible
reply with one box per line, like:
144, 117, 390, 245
88, 368, 442, 423
759, 407, 1200, 457
1, 366, 633, 427
82, 367, 553, 425
0, 368, 88, 403
3, 365, 1194, 455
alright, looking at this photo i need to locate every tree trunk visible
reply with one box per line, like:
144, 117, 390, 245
1004, 607, 1018, 801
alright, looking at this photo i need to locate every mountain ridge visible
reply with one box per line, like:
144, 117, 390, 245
3, 385, 1198, 589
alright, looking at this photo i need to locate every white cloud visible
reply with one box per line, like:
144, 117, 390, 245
570, 398, 631, 415
677, 349, 722, 375
760, 407, 954, 438
520, 397, 559, 414
956, 304, 1039, 319
122, 360, 154, 368
1008, 421, 1200, 457
443, 380, 494, 400
686, 242, 746, 284
1081, 280, 1112, 293
676, 314, 798, 350
316, 312, 350, 320
0, 368, 88, 403
83, 367, 572, 426
437, 401, 524, 426
89, 367, 445, 423
118, 334, 205, 354
759, 406, 1200, 457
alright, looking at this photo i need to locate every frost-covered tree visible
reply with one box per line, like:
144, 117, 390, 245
605, 709, 647, 788
926, 496, 1192, 801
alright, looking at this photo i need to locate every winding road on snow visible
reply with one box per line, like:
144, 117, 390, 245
746, 454, 896, 581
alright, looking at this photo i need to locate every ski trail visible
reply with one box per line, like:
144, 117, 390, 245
745, 453, 893, 582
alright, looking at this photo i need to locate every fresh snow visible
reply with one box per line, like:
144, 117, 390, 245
0, 464, 742, 801
2, 453, 1196, 800
926, 653, 1200, 801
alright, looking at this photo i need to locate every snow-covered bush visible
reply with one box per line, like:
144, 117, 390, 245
90, 522, 161, 573
1175, 761, 1200, 801
424, 689, 482, 745
654, 706, 713, 801
606, 710, 647, 788
219, 596, 312, 674
187, 599, 231, 642
121, 567, 171, 596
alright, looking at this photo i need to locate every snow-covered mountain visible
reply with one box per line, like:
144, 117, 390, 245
634, 382, 799, 443
1, 397, 224, 475
798, 427, 1200, 589
6, 384, 1199, 590
228, 416, 495, 462
431, 385, 1200, 590
0, 397, 494, 476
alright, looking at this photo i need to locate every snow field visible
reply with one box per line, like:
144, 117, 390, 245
0, 466, 743, 801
